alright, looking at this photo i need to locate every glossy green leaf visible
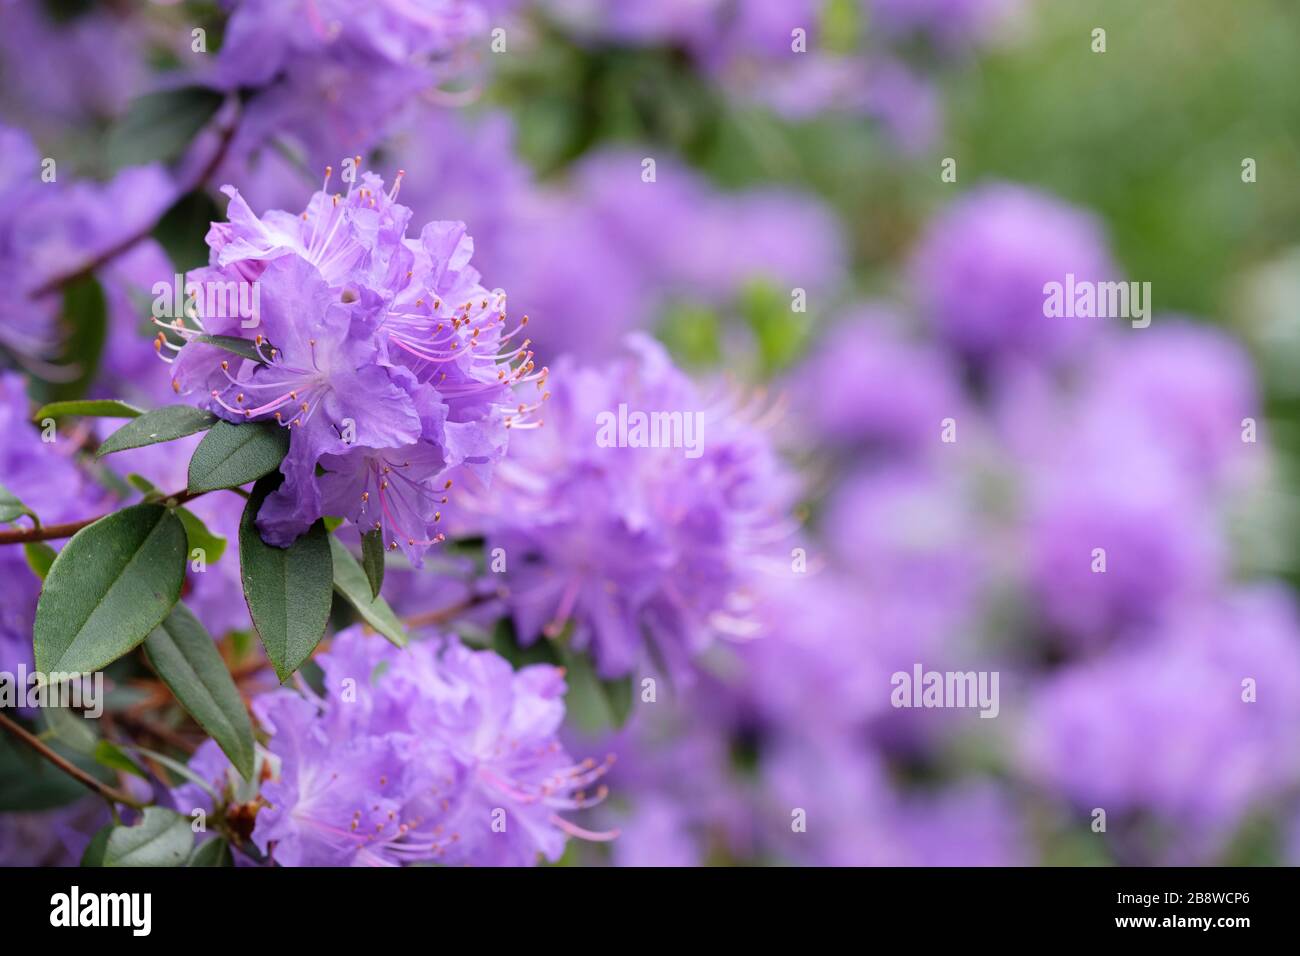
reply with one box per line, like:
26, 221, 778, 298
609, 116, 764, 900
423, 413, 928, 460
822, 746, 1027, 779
23, 541, 57, 580
34, 503, 187, 675
361, 528, 385, 599
0, 734, 111, 812
557, 643, 634, 733
96, 405, 217, 457
193, 333, 273, 365
144, 603, 255, 780
329, 536, 407, 648
95, 807, 193, 867
187, 838, 234, 867
32, 276, 107, 404
107, 87, 224, 170
240, 477, 333, 681
175, 506, 228, 564
0, 482, 37, 525
93, 740, 149, 780
188, 420, 289, 493
32, 398, 142, 422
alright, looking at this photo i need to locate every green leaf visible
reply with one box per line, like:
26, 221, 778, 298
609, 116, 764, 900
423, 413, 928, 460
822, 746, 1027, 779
152, 189, 222, 275
188, 420, 290, 493
32, 276, 107, 404
361, 528, 386, 599
126, 745, 220, 802
557, 644, 634, 733
144, 603, 255, 780
23, 541, 57, 580
34, 503, 187, 675
32, 398, 142, 422
240, 476, 333, 681
127, 473, 162, 497
107, 87, 225, 170
0, 734, 112, 812
193, 333, 273, 365
96, 807, 194, 867
175, 505, 228, 564
187, 838, 234, 867
41, 706, 99, 755
0, 482, 37, 525
329, 536, 407, 648
93, 740, 149, 780
96, 405, 217, 457
80, 826, 111, 867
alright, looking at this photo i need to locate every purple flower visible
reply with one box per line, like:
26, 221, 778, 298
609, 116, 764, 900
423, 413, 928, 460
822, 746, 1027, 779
503, 150, 843, 362
1021, 587, 1300, 860
0, 799, 110, 868
204, 0, 487, 213
179, 626, 614, 866
1020, 402, 1223, 647
0, 2, 148, 137
165, 172, 527, 563
0, 123, 175, 368
788, 305, 963, 458
1080, 318, 1263, 484
909, 183, 1116, 369
471, 334, 800, 678
763, 733, 1026, 865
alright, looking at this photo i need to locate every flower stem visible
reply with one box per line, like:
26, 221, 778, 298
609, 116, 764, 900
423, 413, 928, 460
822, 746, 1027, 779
0, 487, 215, 545
0, 710, 148, 811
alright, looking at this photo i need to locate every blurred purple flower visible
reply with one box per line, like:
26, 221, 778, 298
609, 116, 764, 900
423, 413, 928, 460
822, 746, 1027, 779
1021, 587, 1300, 859
910, 182, 1116, 369
471, 334, 800, 678
506, 150, 843, 362
1082, 318, 1263, 484
788, 305, 962, 458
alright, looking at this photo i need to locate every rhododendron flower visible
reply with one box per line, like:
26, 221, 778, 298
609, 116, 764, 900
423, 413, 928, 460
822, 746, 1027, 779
163, 170, 539, 563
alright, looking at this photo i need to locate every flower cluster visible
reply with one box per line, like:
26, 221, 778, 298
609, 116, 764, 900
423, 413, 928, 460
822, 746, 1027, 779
164, 171, 539, 562
175, 626, 615, 866
466, 334, 800, 678
207, 0, 488, 211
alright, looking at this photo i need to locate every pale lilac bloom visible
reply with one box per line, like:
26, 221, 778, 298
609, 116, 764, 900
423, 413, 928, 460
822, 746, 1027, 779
910, 183, 1116, 369
179, 626, 615, 866
1021, 587, 1300, 861
165, 173, 528, 562
470, 334, 799, 678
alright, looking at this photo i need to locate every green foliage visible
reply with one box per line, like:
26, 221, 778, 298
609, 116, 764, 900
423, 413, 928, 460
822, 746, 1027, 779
39, 277, 109, 405
361, 528, 386, 599
34, 503, 187, 675
0, 734, 112, 812
82, 807, 194, 867
106, 87, 225, 170
329, 536, 408, 648
0, 483, 38, 525
32, 399, 142, 422
239, 476, 333, 681
188, 420, 290, 493
144, 603, 256, 780
96, 405, 218, 457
